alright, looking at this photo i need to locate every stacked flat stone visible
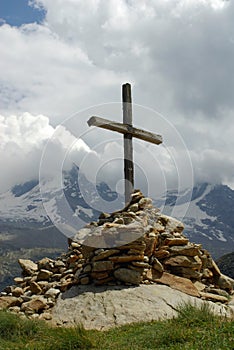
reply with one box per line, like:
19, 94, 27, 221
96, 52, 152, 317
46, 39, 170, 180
0, 190, 233, 320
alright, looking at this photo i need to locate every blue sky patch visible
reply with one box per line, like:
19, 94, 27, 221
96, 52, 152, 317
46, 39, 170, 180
0, 0, 46, 27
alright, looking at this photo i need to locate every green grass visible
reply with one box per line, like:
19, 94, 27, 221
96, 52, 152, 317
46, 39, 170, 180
0, 303, 233, 350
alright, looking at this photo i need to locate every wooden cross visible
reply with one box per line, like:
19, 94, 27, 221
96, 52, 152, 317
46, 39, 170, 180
87, 83, 163, 205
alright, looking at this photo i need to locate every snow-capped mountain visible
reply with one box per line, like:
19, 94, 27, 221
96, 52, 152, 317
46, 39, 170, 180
0, 166, 234, 258
0, 166, 123, 291
0, 166, 121, 228
156, 183, 234, 258
0, 165, 123, 250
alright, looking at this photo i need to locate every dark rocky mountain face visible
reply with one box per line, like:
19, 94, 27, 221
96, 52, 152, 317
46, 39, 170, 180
62, 165, 120, 225
0, 165, 121, 229
12, 180, 39, 198
216, 252, 234, 279
157, 183, 234, 259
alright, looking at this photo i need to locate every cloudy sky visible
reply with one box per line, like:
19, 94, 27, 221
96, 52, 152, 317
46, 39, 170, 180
0, 0, 234, 199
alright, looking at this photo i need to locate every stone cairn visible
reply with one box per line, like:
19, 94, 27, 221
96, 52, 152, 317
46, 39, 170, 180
0, 190, 233, 321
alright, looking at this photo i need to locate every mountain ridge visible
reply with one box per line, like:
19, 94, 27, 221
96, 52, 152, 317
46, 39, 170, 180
0, 167, 233, 259
158, 183, 234, 258
0, 172, 234, 291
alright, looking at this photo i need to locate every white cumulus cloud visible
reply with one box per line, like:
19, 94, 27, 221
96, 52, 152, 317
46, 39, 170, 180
0, 0, 234, 192
0, 113, 93, 192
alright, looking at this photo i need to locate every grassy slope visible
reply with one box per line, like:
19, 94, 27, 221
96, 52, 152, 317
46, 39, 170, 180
0, 303, 233, 350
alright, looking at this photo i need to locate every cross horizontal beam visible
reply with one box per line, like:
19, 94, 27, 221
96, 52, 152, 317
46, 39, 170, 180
87, 116, 163, 145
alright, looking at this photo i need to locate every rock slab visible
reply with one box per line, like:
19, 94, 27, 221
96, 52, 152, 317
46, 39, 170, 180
51, 284, 232, 330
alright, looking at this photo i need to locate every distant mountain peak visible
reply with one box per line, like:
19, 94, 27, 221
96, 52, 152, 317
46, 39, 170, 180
12, 180, 39, 197
159, 182, 234, 258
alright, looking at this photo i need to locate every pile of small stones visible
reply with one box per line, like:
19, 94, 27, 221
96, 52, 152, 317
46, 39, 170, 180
0, 190, 233, 320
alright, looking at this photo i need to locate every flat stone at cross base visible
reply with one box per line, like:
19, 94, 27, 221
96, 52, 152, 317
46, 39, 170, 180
51, 284, 232, 330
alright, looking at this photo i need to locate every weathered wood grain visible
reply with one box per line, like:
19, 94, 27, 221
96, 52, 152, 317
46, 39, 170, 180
87, 116, 163, 145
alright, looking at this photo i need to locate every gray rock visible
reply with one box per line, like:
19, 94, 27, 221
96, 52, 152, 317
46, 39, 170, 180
54, 260, 66, 268
92, 261, 114, 272
12, 287, 24, 297
152, 258, 164, 273
93, 249, 120, 261
21, 297, 48, 313
169, 245, 200, 257
114, 268, 142, 285
30, 281, 42, 294
0, 296, 20, 309
45, 288, 60, 299
164, 255, 202, 268
8, 306, 21, 313
18, 259, 38, 275
216, 274, 233, 291
200, 292, 229, 303
114, 218, 124, 224
37, 269, 53, 281
128, 203, 139, 212
82, 264, 92, 273
138, 197, 153, 209
14, 277, 24, 284
51, 284, 232, 330
37, 258, 54, 271
70, 242, 81, 249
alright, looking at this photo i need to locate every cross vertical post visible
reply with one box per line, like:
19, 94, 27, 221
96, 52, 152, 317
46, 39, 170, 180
122, 83, 134, 204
